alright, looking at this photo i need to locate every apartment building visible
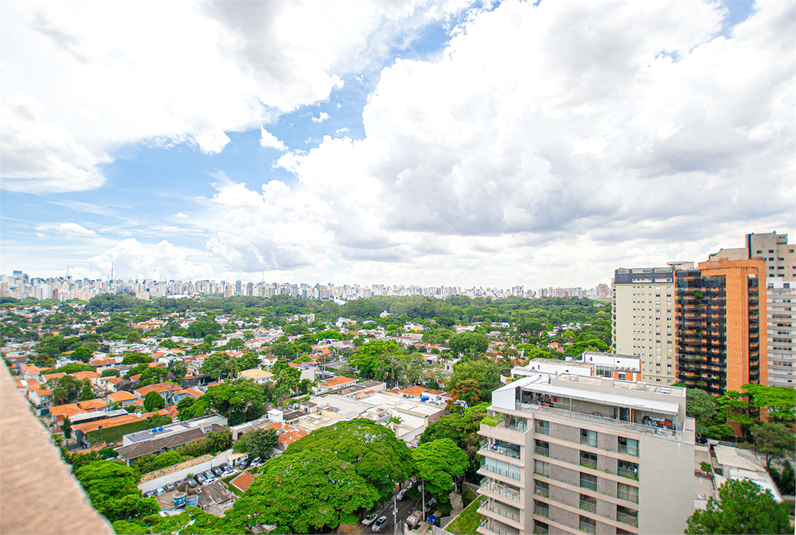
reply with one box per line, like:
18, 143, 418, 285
476, 374, 695, 535
709, 232, 794, 387
674, 259, 767, 394
611, 263, 693, 385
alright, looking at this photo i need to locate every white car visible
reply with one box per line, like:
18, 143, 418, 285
220, 470, 236, 478
362, 513, 379, 526
155, 487, 166, 496
371, 516, 388, 532
202, 477, 217, 486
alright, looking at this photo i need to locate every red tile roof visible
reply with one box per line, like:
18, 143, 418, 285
230, 471, 256, 493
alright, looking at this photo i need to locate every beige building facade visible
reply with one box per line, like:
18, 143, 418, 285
611, 263, 692, 385
476, 374, 695, 535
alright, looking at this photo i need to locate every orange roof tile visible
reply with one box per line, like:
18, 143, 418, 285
321, 376, 356, 387
399, 386, 428, 396
230, 471, 256, 493
72, 414, 145, 434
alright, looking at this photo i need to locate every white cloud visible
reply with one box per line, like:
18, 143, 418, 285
311, 112, 330, 123
1, 0, 463, 193
88, 238, 213, 280
175, 212, 188, 219
335, 127, 349, 134
35, 222, 97, 237
259, 128, 288, 151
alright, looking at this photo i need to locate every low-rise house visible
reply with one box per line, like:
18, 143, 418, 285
73, 413, 148, 449
115, 415, 227, 465
238, 368, 275, 384
134, 382, 181, 404
230, 471, 257, 493
105, 391, 138, 407
28, 387, 53, 408
77, 399, 108, 411
316, 376, 357, 393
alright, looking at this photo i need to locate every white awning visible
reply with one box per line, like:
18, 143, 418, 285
521, 383, 680, 415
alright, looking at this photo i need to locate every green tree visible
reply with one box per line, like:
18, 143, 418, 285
412, 438, 468, 501
228, 448, 379, 533
101, 368, 120, 378
687, 388, 717, 436
61, 416, 72, 440
447, 359, 503, 401
121, 353, 153, 365
143, 391, 166, 412
176, 396, 196, 421
286, 419, 415, 500
448, 332, 489, 356
742, 383, 795, 424
348, 340, 399, 379
74, 460, 159, 523
125, 330, 142, 344
190, 380, 264, 425
50, 375, 83, 405
201, 353, 230, 381
233, 428, 279, 460
71, 346, 94, 362
751, 423, 795, 470
420, 404, 488, 482
685, 478, 791, 534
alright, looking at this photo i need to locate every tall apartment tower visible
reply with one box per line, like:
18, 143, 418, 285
476, 374, 695, 535
709, 232, 795, 387
611, 263, 693, 385
674, 259, 767, 394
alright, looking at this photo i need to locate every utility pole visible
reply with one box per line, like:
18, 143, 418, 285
422, 481, 425, 520
393, 494, 398, 535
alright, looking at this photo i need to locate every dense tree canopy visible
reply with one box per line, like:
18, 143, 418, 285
233, 428, 279, 460
447, 332, 489, 356
74, 460, 159, 523
447, 359, 505, 402
286, 419, 415, 500
188, 380, 265, 425
412, 438, 468, 501
685, 479, 791, 534
229, 448, 379, 533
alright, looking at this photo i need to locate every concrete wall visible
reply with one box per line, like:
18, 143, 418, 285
137, 452, 230, 493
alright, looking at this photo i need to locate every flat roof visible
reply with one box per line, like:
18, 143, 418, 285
522, 381, 680, 415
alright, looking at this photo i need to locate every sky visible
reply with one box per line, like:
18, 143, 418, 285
1, 0, 794, 289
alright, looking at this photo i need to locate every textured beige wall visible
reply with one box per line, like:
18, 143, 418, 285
0, 364, 113, 535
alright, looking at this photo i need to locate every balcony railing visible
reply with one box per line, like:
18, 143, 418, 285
618, 444, 639, 457
617, 511, 639, 527
533, 504, 549, 518
617, 487, 639, 503
519, 402, 681, 438
481, 478, 521, 502
580, 479, 598, 491
618, 466, 639, 480
579, 520, 597, 534
579, 499, 596, 513
533, 484, 549, 498
480, 459, 521, 481
482, 504, 522, 522
535, 445, 550, 457
580, 436, 598, 448
580, 457, 597, 469
482, 439, 522, 460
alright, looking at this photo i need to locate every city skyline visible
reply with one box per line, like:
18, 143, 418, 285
2, 0, 794, 288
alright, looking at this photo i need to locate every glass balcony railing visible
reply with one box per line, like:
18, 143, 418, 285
579, 479, 598, 491
617, 487, 639, 503
481, 439, 521, 460
480, 478, 521, 502
618, 465, 639, 480
579, 500, 597, 513
618, 444, 639, 457
480, 459, 521, 481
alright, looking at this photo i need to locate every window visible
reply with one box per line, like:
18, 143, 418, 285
580, 450, 597, 469
535, 460, 550, 477
535, 439, 550, 457
579, 515, 597, 534
617, 505, 638, 527
618, 460, 639, 480
580, 472, 597, 491
580, 429, 598, 448
535, 419, 550, 436
618, 437, 639, 456
534, 500, 550, 518
618, 482, 638, 503
534, 480, 549, 497
579, 493, 597, 513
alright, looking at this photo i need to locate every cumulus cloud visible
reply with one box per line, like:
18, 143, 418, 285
258, 0, 795, 285
1, 0, 462, 193
259, 128, 288, 151
311, 112, 330, 123
88, 238, 213, 281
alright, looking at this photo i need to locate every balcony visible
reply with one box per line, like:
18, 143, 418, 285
482, 439, 522, 460
480, 459, 522, 481
618, 462, 639, 480
479, 503, 523, 525
534, 444, 550, 457
579, 498, 597, 513
617, 509, 639, 527
618, 444, 639, 457
481, 478, 522, 503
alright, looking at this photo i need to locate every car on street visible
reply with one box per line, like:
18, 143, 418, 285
362, 513, 379, 526
371, 516, 388, 532
195, 474, 206, 484
143, 491, 155, 498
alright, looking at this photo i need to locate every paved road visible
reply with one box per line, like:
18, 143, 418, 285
348, 495, 423, 535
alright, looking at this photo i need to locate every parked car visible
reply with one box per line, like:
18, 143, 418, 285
221, 470, 236, 478
187, 479, 197, 488
371, 516, 388, 532
212, 467, 223, 477
220, 463, 231, 472
362, 513, 379, 526
143, 491, 155, 498
202, 477, 217, 486
406, 511, 422, 529
396, 487, 410, 501
155, 487, 166, 496
165, 483, 175, 492
195, 475, 206, 484
203, 471, 214, 479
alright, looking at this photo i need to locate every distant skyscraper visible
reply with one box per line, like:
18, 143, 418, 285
674, 259, 767, 394
612, 263, 693, 385
709, 232, 794, 387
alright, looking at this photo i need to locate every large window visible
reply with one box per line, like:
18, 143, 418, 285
618, 460, 639, 480
618, 436, 639, 456
534, 480, 549, 497
483, 457, 522, 480
535, 460, 550, 477
535, 439, 550, 457
617, 505, 638, 527
579, 472, 597, 491
534, 500, 549, 518
580, 450, 597, 469
579, 494, 596, 513
617, 482, 638, 503
579, 515, 597, 534
535, 419, 550, 436
580, 429, 598, 448
534, 521, 550, 535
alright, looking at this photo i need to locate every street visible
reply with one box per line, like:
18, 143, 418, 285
346, 495, 422, 535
